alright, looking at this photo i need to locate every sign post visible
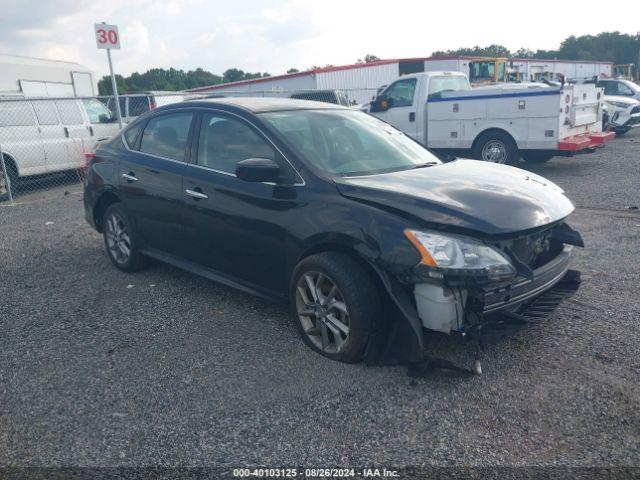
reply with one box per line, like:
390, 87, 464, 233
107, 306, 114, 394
95, 22, 123, 128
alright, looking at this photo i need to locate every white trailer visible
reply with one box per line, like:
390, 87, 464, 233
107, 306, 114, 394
0, 54, 96, 97
366, 71, 614, 164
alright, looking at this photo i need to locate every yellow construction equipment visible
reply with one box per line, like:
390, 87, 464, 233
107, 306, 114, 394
468, 57, 508, 84
612, 64, 635, 80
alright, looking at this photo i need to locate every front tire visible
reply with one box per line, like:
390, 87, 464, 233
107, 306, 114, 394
0, 157, 17, 202
473, 131, 519, 164
290, 252, 382, 363
102, 203, 145, 272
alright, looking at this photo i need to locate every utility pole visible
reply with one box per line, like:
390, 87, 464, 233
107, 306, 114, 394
637, 31, 640, 81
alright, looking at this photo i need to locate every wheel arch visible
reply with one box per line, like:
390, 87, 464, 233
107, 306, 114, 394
471, 127, 519, 152
1, 151, 19, 177
93, 190, 122, 232
295, 239, 425, 364
296, 241, 388, 299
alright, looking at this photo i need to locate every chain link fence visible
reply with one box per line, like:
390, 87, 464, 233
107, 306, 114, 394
0, 88, 377, 205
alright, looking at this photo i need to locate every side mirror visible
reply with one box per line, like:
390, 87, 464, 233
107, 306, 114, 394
236, 158, 281, 183
370, 96, 390, 113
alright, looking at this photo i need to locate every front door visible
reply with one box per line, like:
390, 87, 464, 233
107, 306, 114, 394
118, 110, 193, 256
55, 99, 91, 169
182, 111, 299, 296
370, 78, 419, 141
81, 98, 121, 145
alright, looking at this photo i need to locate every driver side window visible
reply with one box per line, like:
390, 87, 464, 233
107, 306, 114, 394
383, 78, 417, 108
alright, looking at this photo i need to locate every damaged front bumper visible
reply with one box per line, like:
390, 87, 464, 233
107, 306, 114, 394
413, 245, 577, 336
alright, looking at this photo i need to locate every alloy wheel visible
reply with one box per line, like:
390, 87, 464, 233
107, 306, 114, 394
105, 212, 132, 265
295, 271, 350, 354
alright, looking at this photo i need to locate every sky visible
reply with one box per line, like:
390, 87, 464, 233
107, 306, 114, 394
1, 0, 639, 80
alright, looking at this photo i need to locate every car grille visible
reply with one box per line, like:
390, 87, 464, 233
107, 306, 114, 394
501, 228, 562, 270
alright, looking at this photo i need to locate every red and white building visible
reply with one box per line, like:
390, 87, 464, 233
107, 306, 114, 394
188, 56, 614, 105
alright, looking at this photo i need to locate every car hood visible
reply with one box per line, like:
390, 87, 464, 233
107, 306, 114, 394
334, 160, 575, 236
604, 95, 640, 109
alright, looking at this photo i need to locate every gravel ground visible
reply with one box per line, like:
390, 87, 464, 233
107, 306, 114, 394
0, 129, 639, 472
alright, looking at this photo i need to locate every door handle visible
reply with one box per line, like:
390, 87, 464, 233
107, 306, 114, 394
185, 188, 208, 200
122, 172, 138, 182
63, 127, 69, 138
88, 126, 94, 136
409, 112, 416, 122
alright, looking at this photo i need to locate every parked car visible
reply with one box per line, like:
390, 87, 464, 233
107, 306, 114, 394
83, 98, 583, 372
289, 90, 351, 106
602, 95, 640, 134
596, 78, 640, 102
104, 91, 188, 123
0, 97, 119, 197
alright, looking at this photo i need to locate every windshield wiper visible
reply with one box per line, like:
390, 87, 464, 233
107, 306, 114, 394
410, 162, 439, 169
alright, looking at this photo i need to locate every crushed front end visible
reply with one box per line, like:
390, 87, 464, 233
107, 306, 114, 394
400, 221, 583, 369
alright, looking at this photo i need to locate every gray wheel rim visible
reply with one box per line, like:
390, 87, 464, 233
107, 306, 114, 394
295, 271, 350, 354
482, 140, 508, 163
105, 212, 131, 265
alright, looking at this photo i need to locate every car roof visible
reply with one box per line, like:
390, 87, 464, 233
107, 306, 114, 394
170, 97, 347, 113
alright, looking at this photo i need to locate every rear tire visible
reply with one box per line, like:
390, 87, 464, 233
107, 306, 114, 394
290, 252, 382, 363
522, 152, 553, 163
473, 131, 519, 165
102, 203, 146, 272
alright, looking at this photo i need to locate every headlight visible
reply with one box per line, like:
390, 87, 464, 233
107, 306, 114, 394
608, 101, 631, 109
404, 229, 516, 281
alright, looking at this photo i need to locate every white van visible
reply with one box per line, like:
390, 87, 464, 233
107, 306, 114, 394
0, 97, 120, 188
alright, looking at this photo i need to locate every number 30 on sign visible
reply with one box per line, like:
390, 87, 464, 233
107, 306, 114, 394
94, 24, 120, 49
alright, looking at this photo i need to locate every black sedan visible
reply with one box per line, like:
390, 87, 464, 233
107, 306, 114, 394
84, 98, 583, 372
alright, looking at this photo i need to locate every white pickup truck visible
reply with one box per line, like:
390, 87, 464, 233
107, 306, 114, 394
366, 72, 614, 164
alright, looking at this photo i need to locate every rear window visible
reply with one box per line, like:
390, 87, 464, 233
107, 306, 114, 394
0, 101, 36, 126
139, 112, 192, 161
428, 76, 471, 99
129, 96, 151, 116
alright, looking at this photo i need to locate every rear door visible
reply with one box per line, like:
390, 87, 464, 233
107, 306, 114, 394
369, 78, 419, 141
118, 110, 193, 256
30, 100, 71, 173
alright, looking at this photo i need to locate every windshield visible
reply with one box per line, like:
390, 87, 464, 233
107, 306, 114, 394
260, 109, 441, 176
622, 80, 640, 93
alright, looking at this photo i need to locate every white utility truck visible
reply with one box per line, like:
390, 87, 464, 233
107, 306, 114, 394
366, 71, 614, 164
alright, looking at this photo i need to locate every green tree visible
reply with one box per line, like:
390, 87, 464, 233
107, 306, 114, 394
433, 44, 512, 57
287, 68, 300, 74
97, 74, 128, 95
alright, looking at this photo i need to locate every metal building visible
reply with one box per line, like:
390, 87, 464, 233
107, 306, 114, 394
188, 56, 614, 105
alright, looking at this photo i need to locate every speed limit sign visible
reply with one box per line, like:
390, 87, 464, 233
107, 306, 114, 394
94, 23, 120, 49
